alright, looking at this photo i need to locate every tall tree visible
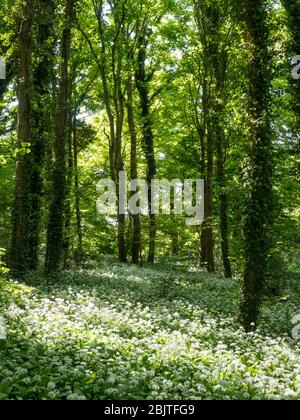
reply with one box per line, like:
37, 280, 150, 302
10, 0, 33, 276
45, 0, 75, 273
209, 2, 232, 278
72, 113, 83, 258
63, 111, 74, 267
28, 0, 55, 269
126, 74, 141, 264
239, 0, 274, 330
135, 30, 157, 264
193, 0, 215, 273
81, 0, 128, 262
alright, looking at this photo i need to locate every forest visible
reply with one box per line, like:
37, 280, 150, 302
0, 0, 299, 401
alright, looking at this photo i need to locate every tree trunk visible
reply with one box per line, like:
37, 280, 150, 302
115, 102, 127, 264
213, 53, 232, 279
136, 32, 157, 264
205, 128, 215, 273
117, 213, 127, 262
193, 2, 215, 272
10, 0, 33, 277
195, 0, 231, 276
217, 176, 231, 277
88, 2, 127, 263
240, 0, 273, 330
72, 114, 83, 258
28, 0, 54, 270
45, 0, 74, 273
171, 229, 179, 256
63, 113, 73, 267
197, 121, 207, 267
126, 76, 141, 264
198, 76, 214, 273
216, 133, 231, 278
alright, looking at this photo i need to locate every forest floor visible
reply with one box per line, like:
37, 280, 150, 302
0, 258, 299, 400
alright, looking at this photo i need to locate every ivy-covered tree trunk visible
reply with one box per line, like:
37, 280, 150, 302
28, 0, 54, 270
240, 0, 273, 330
171, 228, 179, 256
45, 0, 74, 273
63, 113, 73, 267
115, 87, 127, 264
136, 32, 157, 264
204, 128, 215, 273
212, 30, 232, 279
10, 0, 33, 277
127, 76, 141, 264
215, 119, 232, 278
194, 88, 207, 266
72, 114, 83, 259
117, 194, 127, 263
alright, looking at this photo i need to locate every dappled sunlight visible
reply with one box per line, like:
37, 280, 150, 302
0, 0, 299, 403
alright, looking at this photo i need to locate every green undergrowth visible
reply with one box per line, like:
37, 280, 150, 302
0, 259, 299, 400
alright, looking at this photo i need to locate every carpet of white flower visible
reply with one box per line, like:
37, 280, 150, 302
0, 259, 299, 400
